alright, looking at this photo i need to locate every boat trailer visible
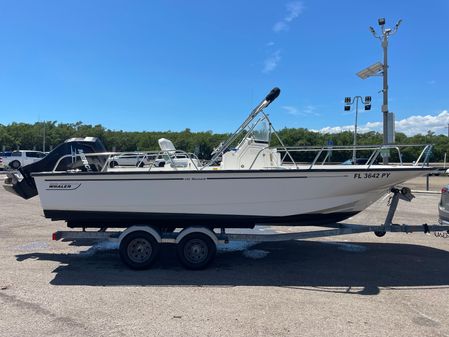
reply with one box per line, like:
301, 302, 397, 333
53, 187, 449, 270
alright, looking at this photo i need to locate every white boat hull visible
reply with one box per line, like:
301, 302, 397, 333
33, 166, 431, 228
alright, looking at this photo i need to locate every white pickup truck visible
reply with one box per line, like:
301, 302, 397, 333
3, 150, 46, 169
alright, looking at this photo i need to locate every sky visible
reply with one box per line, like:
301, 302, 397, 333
0, 0, 448, 135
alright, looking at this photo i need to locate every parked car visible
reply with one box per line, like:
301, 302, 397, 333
109, 153, 152, 168
0, 151, 12, 169
154, 153, 201, 168
4, 150, 46, 169
439, 185, 449, 223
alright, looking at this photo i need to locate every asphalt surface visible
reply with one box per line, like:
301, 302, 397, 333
1, 173, 449, 337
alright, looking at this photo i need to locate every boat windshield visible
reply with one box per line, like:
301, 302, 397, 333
251, 120, 270, 143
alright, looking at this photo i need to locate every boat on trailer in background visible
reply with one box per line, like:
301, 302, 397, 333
3, 87, 444, 270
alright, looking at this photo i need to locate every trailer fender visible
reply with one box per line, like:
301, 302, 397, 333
118, 226, 162, 244
176, 227, 218, 245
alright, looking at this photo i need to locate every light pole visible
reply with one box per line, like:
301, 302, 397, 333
357, 18, 402, 163
344, 96, 372, 163
370, 18, 401, 145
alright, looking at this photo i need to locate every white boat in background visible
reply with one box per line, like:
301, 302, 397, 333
4, 88, 433, 230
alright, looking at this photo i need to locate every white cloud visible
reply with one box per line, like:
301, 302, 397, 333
264, 2, 303, 72
285, 1, 304, 21
273, 1, 304, 33
282, 106, 299, 115
303, 105, 319, 116
282, 104, 319, 116
273, 21, 289, 32
395, 111, 449, 135
313, 110, 449, 136
262, 50, 281, 73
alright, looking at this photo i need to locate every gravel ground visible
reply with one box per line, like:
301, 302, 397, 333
1, 173, 449, 337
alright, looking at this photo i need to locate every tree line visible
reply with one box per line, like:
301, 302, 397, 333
0, 121, 448, 162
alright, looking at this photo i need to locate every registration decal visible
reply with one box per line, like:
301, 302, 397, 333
353, 172, 391, 179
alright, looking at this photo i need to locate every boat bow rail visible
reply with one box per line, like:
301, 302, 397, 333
248, 143, 433, 170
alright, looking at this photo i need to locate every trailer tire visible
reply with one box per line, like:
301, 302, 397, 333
119, 231, 160, 270
177, 233, 216, 270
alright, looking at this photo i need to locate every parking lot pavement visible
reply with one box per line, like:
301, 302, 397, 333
1, 179, 449, 337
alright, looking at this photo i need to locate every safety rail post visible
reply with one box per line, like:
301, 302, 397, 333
265, 114, 298, 169
394, 146, 403, 165
366, 147, 380, 168
423, 145, 432, 167
414, 144, 431, 167
309, 147, 324, 169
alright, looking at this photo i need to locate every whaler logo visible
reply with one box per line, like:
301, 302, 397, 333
47, 183, 81, 190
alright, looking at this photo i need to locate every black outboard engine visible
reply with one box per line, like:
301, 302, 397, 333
3, 137, 107, 199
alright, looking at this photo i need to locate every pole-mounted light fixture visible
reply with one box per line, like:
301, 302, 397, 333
343, 96, 372, 162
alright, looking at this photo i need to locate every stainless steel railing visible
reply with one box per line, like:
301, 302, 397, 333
248, 144, 433, 170
51, 149, 202, 172
51, 143, 433, 173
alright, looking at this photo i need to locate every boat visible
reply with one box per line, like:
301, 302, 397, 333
3, 88, 433, 230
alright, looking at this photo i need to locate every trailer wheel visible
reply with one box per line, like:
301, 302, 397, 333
119, 231, 160, 270
374, 230, 386, 237
177, 233, 216, 270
